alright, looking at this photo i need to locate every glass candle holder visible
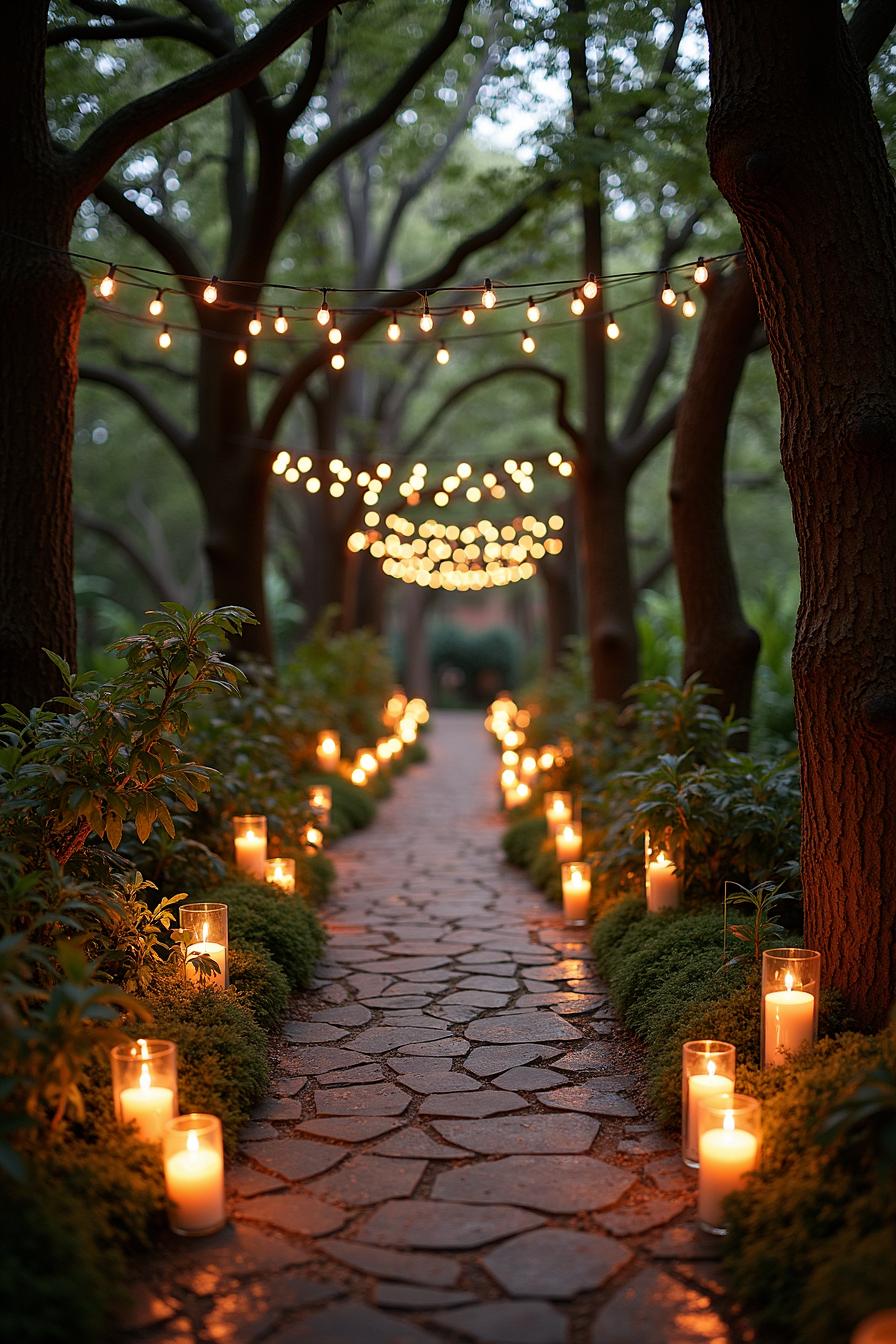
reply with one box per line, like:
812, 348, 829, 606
645, 828, 684, 912
316, 730, 340, 773
519, 751, 539, 780
357, 749, 379, 776
544, 791, 573, 836
181, 902, 228, 988
232, 815, 266, 879
307, 784, 332, 828
163, 1114, 226, 1237
303, 823, 324, 855
375, 737, 393, 765
852, 1311, 896, 1344
762, 947, 821, 1067
697, 1093, 761, 1234
350, 765, 368, 787
111, 1039, 178, 1143
505, 780, 531, 810
561, 861, 591, 925
555, 820, 583, 863
265, 857, 296, 893
681, 1040, 736, 1168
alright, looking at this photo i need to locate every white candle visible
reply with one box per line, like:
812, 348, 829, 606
687, 1063, 733, 1159
119, 1063, 175, 1143
186, 923, 227, 988
266, 859, 295, 893
234, 827, 266, 878
647, 850, 680, 911
562, 869, 591, 923
698, 1111, 758, 1229
555, 824, 583, 862
763, 973, 815, 1066
165, 1130, 225, 1234
316, 734, 339, 772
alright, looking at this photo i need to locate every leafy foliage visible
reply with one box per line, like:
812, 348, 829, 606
209, 878, 326, 993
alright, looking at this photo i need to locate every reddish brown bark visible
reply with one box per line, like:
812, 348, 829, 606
703, 0, 896, 1027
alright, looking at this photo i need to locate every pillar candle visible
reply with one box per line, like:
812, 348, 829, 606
186, 923, 227, 988
316, 734, 339, 772
687, 1064, 733, 1161
646, 850, 680, 911
698, 1112, 759, 1229
555, 824, 583, 862
234, 827, 266, 879
165, 1130, 225, 1235
763, 973, 815, 1066
119, 1063, 176, 1143
562, 866, 591, 924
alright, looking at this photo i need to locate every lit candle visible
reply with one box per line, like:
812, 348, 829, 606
646, 848, 680, 912
555, 822, 583, 862
519, 752, 538, 780
399, 719, 417, 744
164, 1115, 225, 1237
112, 1039, 178, 1143
186, 920, 227, 988
697, 1103, 759, 1232
686, 1060, 733, 1164
316, 731, 340, 772
303, 824, 324, 855
308, 784, 332, 828
120, 1062, 176, 1143
234, 826, 266, 878
358, 750, 379, 776
561, 862, 591, 924
763, 971, 815, 1067
265, 857, 296, 893
351, 765, 368, 786
544, 792, 573, 836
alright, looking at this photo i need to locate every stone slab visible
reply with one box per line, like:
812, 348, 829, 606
493, 1066, 567, 1091
297, 1116, 405, 1142
464, 1044, 547, 1077
465, 1012, 582, 1044
589, 1265, 731, 1343
313, 1083, 411, 1116
240, 1137, 346, 1181
370, 1130, 469, 1160
537, 1083, 640, 1118
432, 1155, 636, 1213
357, 1199, 544, 1250
347, 1027, 448, 1054
432, 1114, 601, 1155
429, 1300, 568, 1344
235, 1190, 347, 1237
484, 1227, 632, 1299
282, 1022, 348, 1044
400, 1072, 482, 1094
319, 1239, 462, 1287
418, 1091, 529, 1117
269, 1302, 440, 1344
308, 1155, 426, 1207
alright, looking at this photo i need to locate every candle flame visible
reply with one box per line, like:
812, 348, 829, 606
707, 1059, 717, 1076
723, 1109, 735, 1133
784, 971, 794, 992
139, 1064, 151, 1091
186, 1130, 200, 1153
654, 850, 671, 869
245, 828, 256, 842
202, 921, 209, 943
138, 1037, 150, 1060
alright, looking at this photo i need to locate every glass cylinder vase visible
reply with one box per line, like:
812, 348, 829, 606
307, 784, 332, 828
555, 820, 583, 863
681, 1040, 736, 1168
181, 902, 228, 988
697, 1093, 761, 1234
163, 1114, 226, 1237
265, 857, 296, 893
111, 1039, 178, 1143
232, 814, 266, 879
761, 947, 821, 1067
644, 828, 684, 913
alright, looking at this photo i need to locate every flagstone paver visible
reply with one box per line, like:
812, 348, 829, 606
132, 711, 748, 1344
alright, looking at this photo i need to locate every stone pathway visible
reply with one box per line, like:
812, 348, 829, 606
131, 711, 753, 1344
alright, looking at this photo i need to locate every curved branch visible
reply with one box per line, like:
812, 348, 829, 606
48, 15, 229, 52
79, 362, 191, 458
618, 395, 681, 478
279, 17, 330, 126
75, 507, 187, 604
66, 0, 342, 200
93, 176, 205, 285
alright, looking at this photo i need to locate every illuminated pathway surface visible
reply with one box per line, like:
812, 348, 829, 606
132, 711, 752, 1344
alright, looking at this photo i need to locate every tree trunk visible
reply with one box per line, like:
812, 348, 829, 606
703, 0, 896, 1027
540, 539, 579, 669
402, 582, 432, 699
576, 462, 640, 703
670, 260, 761, 731
0, 4, 81, 708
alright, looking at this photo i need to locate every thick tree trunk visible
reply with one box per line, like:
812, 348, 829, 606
576, 462, 640, 704
670, 260, 761, 730
540, 540, 579, 669
402, 582, 432, 699
703, 0, 896, 1027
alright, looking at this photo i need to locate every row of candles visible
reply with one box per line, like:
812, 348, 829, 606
313, 694, 430, 787
486, 696, 827, 1235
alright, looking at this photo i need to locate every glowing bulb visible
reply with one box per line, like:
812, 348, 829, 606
376, 463, 392, 480
330, 351, 345, 370
157, 325, 172, 350
548, 450, 562, 466
284, 467, 299, 482
682, 292, 697, 319
481, 279, 496, 309
661, 273, 677, 307
521, 331, 536, 355
99, 266, 116, 298
436, 342, 450, 365
328, 324, 342, 345
558, 460, 574, 477
434, 491, 449, 506
248, 312, 262, 336
694, 257, 709, 285
570, 291, 584, 316
148, 289, 164, 317
462, 305, 475, 325
583, 272, 599, 300
606, 314, 620, 340
297, 455, 312, 472
202, 276, 218, 304
233, 345, 248, 366
274, 307, 288, 334
457, 462, 472, 478
306, 476, 321, 492
420, 304, 433, 334
525, 297, 541, 323
387, 314, 401, 341
316, 296, 331, 326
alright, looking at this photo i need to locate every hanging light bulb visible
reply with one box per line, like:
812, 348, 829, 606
99, 265, 117, 299
694, 256, 709, 285
521, 330, 536, 355
436, 341, 450, 365
605, 314, 620, 340
570, 290, 585, 316
248, 311, 262, 336
157, 324, 172, 350
233, 345, 248, 366
481, 278, 497, 309
681, 291, 697, 319
583, 272, 599, 300
316, 291, 331, 326
661, 272, 677, 306
330, 351, 345, 370
202, 275, 219, 304
526, 296, 541, 323
419, 293, 433, 333
462, 305, 476, 326
274, 306, 289, 334
328, 322, 343, 345
387, 313, 401, 341
148, 289, 164, 317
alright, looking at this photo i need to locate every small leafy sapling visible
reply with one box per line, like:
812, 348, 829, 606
723, 879, 800, 967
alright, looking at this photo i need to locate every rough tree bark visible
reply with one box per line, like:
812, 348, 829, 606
703, 0, 896, 1027
670, 260, 760, 727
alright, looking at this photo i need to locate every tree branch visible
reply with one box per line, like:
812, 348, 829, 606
65, 0, 342, 200
618, 395, 681, 478
79, 362, 192, 458
48, 14, 229, 52
75, 507, 188, 604
279, 17, 330, 127
848, 0, 896, 67
93, 176, 205, 286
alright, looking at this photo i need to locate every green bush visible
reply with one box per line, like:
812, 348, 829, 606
207, 878, 326, 991
502, 815, 546, 868
229, 945, 290, 1031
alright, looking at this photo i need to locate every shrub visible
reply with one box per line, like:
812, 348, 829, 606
502, 815, 546, 868
229, 945, 290, 1031
206, 878, 326, 991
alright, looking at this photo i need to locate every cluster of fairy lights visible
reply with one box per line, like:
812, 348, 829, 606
345, 511, 565, 590
79, 248, 725, 368
270, 452, 573, 503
